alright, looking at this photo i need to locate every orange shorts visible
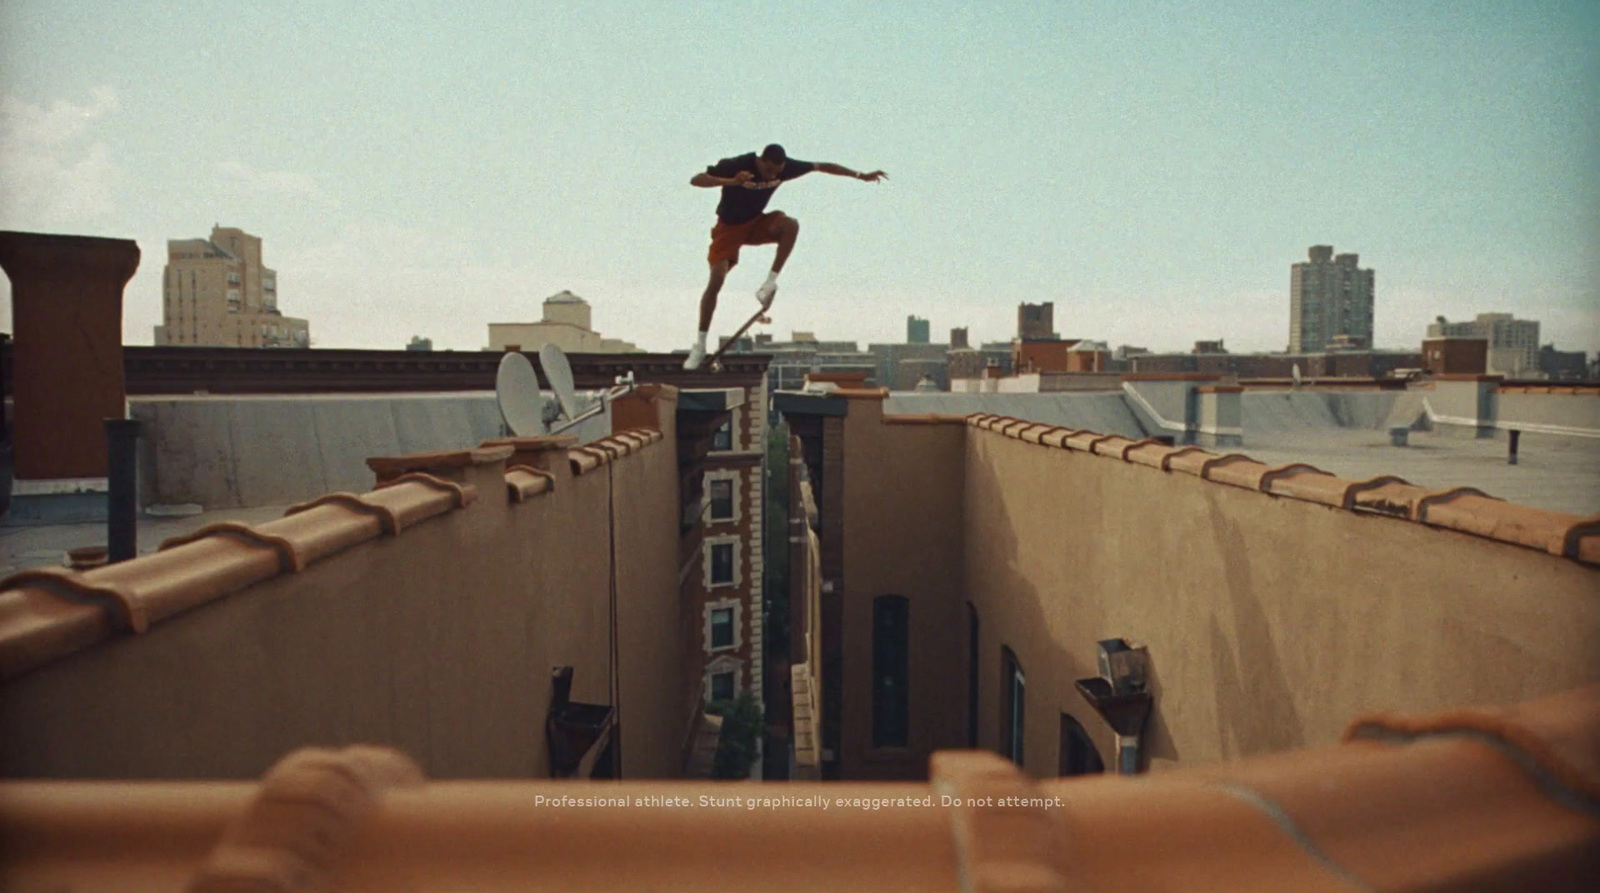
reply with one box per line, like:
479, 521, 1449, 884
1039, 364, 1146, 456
707, 212, 787, 269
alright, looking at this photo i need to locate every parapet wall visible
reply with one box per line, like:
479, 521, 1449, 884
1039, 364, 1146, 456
955, 415, 1598, 774
130, 393, 613, 509
0, 422, 685, 781
831, 403, 1599, 781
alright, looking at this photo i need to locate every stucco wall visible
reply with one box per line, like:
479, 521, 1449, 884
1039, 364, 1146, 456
957, 428, 1599, 777
832, 404, 1599, 781
839, 401, 967, 779
0, 443, 685, 781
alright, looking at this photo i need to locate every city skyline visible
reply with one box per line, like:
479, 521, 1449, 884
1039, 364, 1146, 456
1, 2, 1596, 356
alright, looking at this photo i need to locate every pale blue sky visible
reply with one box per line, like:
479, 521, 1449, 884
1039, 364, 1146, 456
2, 0, 1596, 355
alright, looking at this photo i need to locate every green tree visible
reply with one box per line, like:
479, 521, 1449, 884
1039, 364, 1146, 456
707, 692, 763, 779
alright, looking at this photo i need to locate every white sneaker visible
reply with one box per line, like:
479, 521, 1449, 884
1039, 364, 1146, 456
683, 342, 706, 370
755, 280, 777, 305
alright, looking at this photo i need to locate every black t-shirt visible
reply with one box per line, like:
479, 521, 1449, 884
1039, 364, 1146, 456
707, 153, 816, 224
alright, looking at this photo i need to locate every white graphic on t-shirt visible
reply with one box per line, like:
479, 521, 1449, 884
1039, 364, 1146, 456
740, 179, 781, 189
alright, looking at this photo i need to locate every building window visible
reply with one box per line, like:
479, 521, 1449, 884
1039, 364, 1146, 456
710, 607, 735, 650
1059, 714, 1105, 777
710, 671, 736, 703
708, 479, 734, 521
712, 421, 733, 451
872, 596, 909, 748
710, 542, 735, 586
1001, 647, 1025, 766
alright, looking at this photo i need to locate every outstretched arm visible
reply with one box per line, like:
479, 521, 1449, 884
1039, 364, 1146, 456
691, 170, 754, 187
814, 162, 888, 182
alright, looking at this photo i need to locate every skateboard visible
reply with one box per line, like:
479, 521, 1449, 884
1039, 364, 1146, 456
706, 298, 773, 372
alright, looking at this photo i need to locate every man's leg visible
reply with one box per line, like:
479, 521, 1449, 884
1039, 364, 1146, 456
757, 214, 800, 303
699, 260, 730, 332
685, 259, 731, 370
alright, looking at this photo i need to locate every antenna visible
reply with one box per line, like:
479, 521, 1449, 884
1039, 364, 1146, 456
536, 344, 636, 435
496, 351, 550, 436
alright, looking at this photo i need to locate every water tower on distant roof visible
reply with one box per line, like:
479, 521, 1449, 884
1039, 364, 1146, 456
543, 290, 591, 330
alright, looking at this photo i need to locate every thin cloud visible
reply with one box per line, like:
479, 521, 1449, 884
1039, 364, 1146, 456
217, 160, 340, 210
0, 87, 119, 226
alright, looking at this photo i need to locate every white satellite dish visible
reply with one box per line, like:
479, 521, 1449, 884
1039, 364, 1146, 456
495, 351, 549, 436
532, 344, 639, 435
539, 343, 581, 422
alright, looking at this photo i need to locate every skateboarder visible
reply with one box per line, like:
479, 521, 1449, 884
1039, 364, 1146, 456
682, 144, 886, 370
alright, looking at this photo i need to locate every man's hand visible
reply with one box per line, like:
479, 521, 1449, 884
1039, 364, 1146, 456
857, 170, 887, 183
729, 170, 754, 186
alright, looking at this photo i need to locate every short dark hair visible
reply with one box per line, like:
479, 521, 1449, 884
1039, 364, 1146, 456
761, 144, 787, 163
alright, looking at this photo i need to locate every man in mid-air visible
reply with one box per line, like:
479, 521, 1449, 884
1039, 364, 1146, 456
682, 143, 886, 370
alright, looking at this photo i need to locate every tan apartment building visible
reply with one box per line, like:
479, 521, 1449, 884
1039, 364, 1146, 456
487, 291, 639, 353
155, 226, 310, 348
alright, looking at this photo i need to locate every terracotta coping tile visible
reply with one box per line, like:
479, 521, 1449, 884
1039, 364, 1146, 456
1257, 463, 1334, 493
1090, 435, 1138, 458
70, 537, 286, 629
365, 445, 514, 483
1017, 423, 1055, 444
1346, 683, 1600, 807
1121, 372, 1225, 381
1557, 514, 1600, 564
881, 413, 970, 425
161, 522, 303, 572
259, 504, 388, 566
285, 493, 400, 537
930, 751, 1069, 892
997, 418, 1031, 437
1182, 734, 1597, 892
1116, 437, 1166, 461
1415, 490, 1579, 554
1037, 427, 1074, 448
1063, 431, 1106, 453
1346, 478, 1431, 518
570, 448, 607, 476
190, 746, 424, 892
1163, 447, 1217, 476
478, 435, 579, 468
1050, 776, 1365, 891
505, 466, 555, 503
365, 474, 477, 530
1202, 455, 1271, 490
1123, 441, 1179, 469
0, 573, 127, 679
1194, 385, 1245, 394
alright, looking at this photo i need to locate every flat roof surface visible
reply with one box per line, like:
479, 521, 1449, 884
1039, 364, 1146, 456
1, 505, 291, 577
1240, 428, 1600, 517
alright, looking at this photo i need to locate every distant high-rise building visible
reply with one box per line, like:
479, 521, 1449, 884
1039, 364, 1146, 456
1289, 246, 1373, 354
950, 327, 969, 349
156, 225, 310, 348
907, 315, 930, 344
1017, 303, 1057, 341
1427, 313, 1540, 376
